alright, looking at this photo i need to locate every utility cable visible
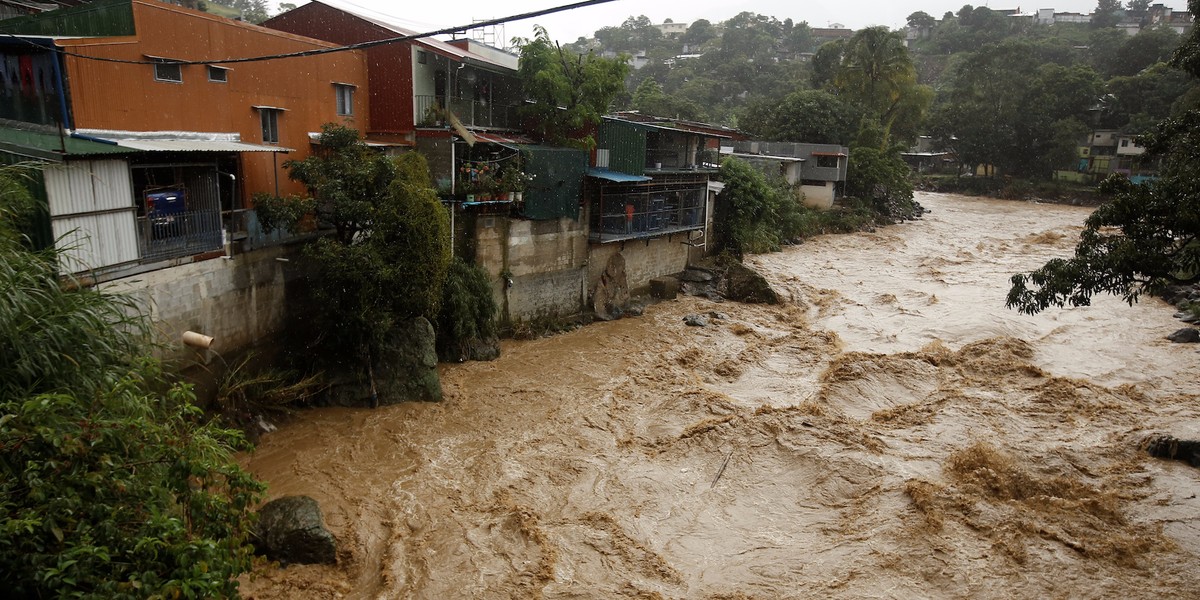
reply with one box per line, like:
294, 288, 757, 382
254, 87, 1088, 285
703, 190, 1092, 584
0, 0, 616, 65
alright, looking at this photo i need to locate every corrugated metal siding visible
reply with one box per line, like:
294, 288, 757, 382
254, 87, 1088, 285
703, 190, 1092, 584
598, 120, 646, 176
46, 159, 138, 271
521, 145, 586, 221
0, 0, 135, 36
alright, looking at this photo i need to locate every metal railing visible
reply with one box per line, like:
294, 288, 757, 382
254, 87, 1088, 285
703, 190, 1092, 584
589, 189, 706, 243
414, 95, 519, 129
137, 209, 223, 262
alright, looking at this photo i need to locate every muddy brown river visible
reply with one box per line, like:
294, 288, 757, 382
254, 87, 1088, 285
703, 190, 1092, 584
239, 193, 1200, 599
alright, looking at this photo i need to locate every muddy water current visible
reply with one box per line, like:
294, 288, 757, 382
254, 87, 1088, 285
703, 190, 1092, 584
240, 193, 1200, 599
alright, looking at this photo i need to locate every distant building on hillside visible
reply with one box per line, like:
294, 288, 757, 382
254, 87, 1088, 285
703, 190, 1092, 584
655, 20, 688, 36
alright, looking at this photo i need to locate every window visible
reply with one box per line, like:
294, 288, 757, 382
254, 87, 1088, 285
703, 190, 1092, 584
259, 108, 281, 144
153, 60, 182, 83
208, 65, 228, 83
815, 155, 840, 168
1120, 139, 1129, 147
417, 50, 427, 64
334, 83, 355, 116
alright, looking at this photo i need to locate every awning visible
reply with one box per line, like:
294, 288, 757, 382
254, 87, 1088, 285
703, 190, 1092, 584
587, 167, 652, 183
811, 151, 847, 157
73, 129, 290, 152
456, 131, 537, 148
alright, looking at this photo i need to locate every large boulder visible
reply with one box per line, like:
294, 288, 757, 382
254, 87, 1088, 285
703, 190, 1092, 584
719, 261, 780, 304
253, 496, 337, 565
593, 253, 630, 321
374, 316, 442, 403
1166, 328, 1200, 343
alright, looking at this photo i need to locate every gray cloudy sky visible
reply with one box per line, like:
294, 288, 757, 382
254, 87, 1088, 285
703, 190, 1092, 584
277, 0, 1187, 47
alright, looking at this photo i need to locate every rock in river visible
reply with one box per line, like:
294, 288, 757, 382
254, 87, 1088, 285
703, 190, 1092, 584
253, 495, 338, 565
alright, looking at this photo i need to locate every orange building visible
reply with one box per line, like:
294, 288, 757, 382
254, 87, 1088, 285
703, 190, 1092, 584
52, 0, 368, 201
0, 0, 369, 276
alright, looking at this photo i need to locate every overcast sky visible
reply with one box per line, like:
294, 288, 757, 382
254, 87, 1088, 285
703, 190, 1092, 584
274, 0, 1189, 47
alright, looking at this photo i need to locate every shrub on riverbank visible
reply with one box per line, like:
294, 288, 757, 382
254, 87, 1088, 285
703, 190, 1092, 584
717, 157, 899, 256
916, 174, 1103, 205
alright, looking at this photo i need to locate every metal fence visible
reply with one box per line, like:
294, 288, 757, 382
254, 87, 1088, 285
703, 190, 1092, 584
137, 209, 223, 262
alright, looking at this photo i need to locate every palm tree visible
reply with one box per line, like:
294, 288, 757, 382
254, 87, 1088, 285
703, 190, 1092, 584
835, 26, 920, 147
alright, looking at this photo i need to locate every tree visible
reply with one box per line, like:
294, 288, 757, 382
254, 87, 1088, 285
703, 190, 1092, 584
715, 156, 802, 255
1092, 0, 1123, 28
811, 39, 845, 89
1110, 27, 1181, 76
740, 89, 858, 145
930, 41, 1101, 177
1008, 2, 1200, 313
846, 145, 918, 219
0, 167, 263, 598
631, 77, 705, 120
256, 124, 451, 375
682, 19, 716, 47
517, 26, 629, 147
907, 11, 937, 31
835, 26, 931, 148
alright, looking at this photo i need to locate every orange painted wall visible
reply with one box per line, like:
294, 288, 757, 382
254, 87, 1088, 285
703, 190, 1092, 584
55, 0, 368, 202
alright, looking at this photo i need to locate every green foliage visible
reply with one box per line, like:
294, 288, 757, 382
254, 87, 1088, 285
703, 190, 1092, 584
254, 124, 450, 367
716, 156, 807, 255
0, 170, 263, 598
740, 89, 857, 145
517, 26, 629, 147
846, 146, 918, 220
276, 123, 399, 246
1009, 2, 1200, 314
436, 259, 498, 360
931, 41, 1102, 178
631, 77, 704, 120
1111, 27, 1181, 76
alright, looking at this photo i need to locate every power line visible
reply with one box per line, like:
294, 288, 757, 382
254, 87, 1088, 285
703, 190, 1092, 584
0, 0, 616, 66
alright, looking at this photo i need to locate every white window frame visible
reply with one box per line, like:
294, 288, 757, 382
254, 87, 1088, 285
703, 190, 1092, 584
334, 83, 355, 116
153, 60, 182, 83
208, 65, 229, 83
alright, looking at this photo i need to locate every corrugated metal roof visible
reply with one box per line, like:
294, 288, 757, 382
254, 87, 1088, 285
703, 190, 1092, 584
587, 167, 651, 183
0, 126, 136, 161
312, 0, 514, 72
75, 129, 291, 152
602, 115, 735, 139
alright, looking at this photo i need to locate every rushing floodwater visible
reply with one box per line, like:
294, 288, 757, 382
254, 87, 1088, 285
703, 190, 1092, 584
240, 193, 1200, 599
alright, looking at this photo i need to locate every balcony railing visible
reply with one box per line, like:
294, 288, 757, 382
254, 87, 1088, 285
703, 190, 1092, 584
415, 95, 519, 129
137, 209, 223, 262
589, 186, 706, 243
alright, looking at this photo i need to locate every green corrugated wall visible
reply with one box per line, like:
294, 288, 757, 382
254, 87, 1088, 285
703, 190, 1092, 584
598, 120, 647, 176
0, 0, 135, 37
520, 145, 586, 220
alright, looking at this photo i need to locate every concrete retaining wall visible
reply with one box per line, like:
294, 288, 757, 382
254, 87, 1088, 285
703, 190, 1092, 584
471, 215, 588, 323
588, 235, 690, 295
104, 243, 303, 364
